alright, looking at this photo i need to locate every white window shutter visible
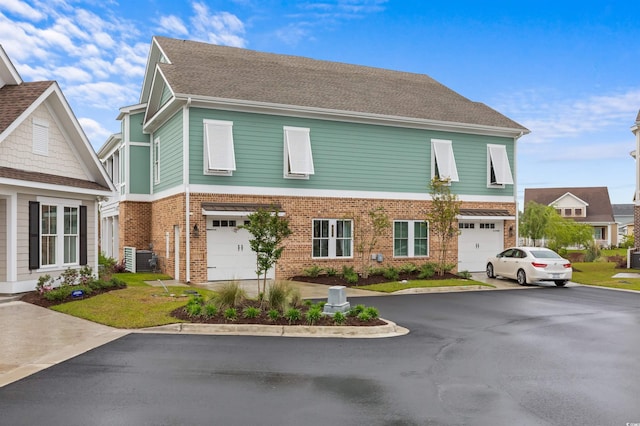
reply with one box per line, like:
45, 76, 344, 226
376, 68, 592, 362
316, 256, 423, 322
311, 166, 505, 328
204, 121, 236, 172
432, 139, 459, 182
488, 144, 514, 185
285, 127, 314, 175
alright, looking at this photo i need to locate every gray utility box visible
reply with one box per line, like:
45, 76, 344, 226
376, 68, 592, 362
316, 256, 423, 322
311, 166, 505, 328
136, 250, 153, 272
631, 252, 640, 269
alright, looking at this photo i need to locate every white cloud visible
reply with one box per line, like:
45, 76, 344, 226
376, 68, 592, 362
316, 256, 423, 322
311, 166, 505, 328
78, 117, 112, 145
0, 0, 45, 20
158, 15, 188, 35
65, 81, 138, 110
51, 65, 92, 83
189, 2, 247, 47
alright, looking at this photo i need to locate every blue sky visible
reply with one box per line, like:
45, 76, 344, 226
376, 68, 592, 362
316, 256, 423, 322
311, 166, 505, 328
1, 0, 639, 206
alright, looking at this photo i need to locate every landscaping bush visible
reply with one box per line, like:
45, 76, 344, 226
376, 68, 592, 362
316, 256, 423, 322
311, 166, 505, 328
383, 266, 399, 281
303, 265, 323, 278
342, 265, 359, 284
333, 311, 346, 325
305, 306, 322, 325
216, 281, 246, 309
284, 308, 301, 324
418, 263, 436, 279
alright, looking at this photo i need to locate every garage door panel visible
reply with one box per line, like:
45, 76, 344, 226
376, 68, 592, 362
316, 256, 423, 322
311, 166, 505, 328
458, 222, 503, 272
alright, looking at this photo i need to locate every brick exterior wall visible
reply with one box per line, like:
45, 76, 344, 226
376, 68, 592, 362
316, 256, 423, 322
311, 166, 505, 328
128, 192, 516, 283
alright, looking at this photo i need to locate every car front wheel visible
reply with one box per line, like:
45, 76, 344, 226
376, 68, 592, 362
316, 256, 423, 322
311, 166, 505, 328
516, 269, 527, 286
555, 280, 567, 287
486, 263, 495, 278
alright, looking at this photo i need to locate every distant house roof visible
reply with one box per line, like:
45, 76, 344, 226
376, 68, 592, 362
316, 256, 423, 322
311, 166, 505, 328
0, 80, 53, 134
612, 204, 634, 217
524, 187, 615, 223
149, 36, 529, 134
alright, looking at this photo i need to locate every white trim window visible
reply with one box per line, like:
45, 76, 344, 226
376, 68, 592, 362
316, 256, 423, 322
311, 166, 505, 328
284, 126, 314, 179
487, 144, 514, 187
33, 118, 49, 156
39, 200, 81, 268
153, 137, 160, 184
63, 206, 79, 264
394, 220, 429, 257
204, 119, 236, 176
312, 219, 352, 258
41, 205, 57, 266
431, 139, 459, 182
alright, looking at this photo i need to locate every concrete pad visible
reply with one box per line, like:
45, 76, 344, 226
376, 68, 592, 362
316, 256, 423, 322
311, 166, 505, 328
612, 273, 640, 279
0, 301, 129, 388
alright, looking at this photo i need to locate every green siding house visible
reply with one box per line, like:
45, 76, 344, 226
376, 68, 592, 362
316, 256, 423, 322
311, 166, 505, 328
98, 36, 528, 283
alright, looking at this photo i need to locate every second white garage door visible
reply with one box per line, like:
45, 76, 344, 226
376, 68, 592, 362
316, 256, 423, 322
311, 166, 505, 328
457, 221, 504, 272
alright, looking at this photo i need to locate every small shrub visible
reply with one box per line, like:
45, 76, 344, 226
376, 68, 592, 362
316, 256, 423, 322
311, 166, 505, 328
418, 263, 436, 279
267, 309, 280, 321
305, 307, 322, 325
303, 299, 313, 307
383, 266, 399, 281
325, 267, 338, 276
216, 281, 246, 309
349, 304, 366, 317
289, 288, 302, 307
368, 267, 385, 276
457, 270, 472, 279
59, 268, 79, 286
284, 308, 301, 324
303, 265, 323, 278
267, 281, 290, 311
332, 311, 346, 325
78, 265, 94, 285
315, 301, 326, 309
243, 306, 261, 319
224, 307, 238, 321
36, 274, 55, 294
113, 260, 127, 273
185, 302, 203, 317
364, 306, 379, 319
342, 265, 359, 284
357, 311, 372, 322
399, 263, 417, 274
204, 304, 218, 318
584, 240, 601, 262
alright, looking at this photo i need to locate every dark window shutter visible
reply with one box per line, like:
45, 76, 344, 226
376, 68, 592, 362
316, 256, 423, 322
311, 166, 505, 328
28, 201, 40, 270
80, 205, 87, 265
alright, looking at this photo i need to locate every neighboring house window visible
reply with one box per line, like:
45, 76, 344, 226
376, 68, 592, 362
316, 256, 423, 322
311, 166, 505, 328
29, 200, 87, 270
284, 126, 314, 179
394, 220, 429, 257
431, 139, 459, 182
204, 120, 235, 175
312, 219, 352, 258
32, 118, 49, 156
487, 144, 514, 187
564, 208, 572, 216
153, 137, 160, 184
594, 227, 605, 240
575, 208, 582, 216
112, 152, 119, 186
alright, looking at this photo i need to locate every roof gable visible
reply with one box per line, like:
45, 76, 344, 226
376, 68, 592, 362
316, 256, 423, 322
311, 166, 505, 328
0, 45, 22, 88
143, 36, 528, 135
550, 192, 589, 208
524, 187, 614, 223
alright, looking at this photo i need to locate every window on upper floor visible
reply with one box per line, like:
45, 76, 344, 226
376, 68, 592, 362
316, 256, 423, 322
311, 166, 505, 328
32, 118, 49, 156
575, 208, 583, 216
564, 208, 572, 216
284, 126, 314, 179
153, 137, 160, 184
312, 219, 352, 258
487, 144, 514, 187
204, 120, 236, 176
394, 220, 429, 257
431, 139, 459, 183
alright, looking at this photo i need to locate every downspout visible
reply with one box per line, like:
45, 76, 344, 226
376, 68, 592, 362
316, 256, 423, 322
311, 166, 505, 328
514, 131, 524, 245
184, 97, 192, 282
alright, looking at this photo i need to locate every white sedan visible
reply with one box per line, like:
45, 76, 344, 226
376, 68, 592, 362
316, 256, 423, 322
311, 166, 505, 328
486, 247, 572, 286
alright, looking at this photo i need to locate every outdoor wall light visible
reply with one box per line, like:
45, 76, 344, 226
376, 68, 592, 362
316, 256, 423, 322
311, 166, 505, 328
192, 224, 200, 238
508, 225, 514, 238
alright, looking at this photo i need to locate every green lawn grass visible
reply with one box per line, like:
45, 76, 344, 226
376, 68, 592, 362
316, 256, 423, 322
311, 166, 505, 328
51, 273, 215, 328
571, 262, 640, 291
359, 279, 493, 293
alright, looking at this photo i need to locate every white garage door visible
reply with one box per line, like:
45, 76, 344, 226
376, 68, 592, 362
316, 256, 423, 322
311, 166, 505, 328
206, 217, 273, 281
458, 221, 504, 272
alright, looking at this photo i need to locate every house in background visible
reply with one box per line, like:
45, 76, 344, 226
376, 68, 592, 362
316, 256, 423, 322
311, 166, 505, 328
98, 36, 528, 282
0, 46, 115, 294
612, 204, 634, 240
524, 187, 618, 248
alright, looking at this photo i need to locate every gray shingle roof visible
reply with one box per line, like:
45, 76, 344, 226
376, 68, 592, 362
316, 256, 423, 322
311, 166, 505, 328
154, 36, 528, 132
0, 166, 110, 191
524, 187, 615, 223
0, 81, 52, 134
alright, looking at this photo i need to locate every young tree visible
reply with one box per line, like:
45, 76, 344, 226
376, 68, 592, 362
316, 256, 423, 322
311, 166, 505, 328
425, 177, 460, 276
354, 207, 390, 278
519, 201, 554, 246
241, 208, 292, 296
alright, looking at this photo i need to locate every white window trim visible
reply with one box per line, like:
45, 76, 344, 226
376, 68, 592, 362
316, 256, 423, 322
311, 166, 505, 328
33, 118, 49, 156
204, 119, 236, 176
153, 137, 160, 184
393, 220, 429, 258
311, 219, 353, 259
431, 139, 459, 182
36, 197, 82, 270
487, 144, 514, 187
284, 126, 314, 179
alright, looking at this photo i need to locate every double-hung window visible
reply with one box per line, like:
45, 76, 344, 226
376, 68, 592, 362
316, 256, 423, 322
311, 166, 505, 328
487, 144, 514, 187
312, 219, 352, 258
431, 139, 459, 182
30, 198, 87, 270
394, 220, 429, 257
204, 120, 236, 175
284, 126, 314, 179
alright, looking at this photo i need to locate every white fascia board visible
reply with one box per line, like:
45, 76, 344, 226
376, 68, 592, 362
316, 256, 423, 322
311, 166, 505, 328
0, 177, 114, 197
97, 133, 123, 159
0, 45, 22, 86
117, 103, 147, 120
549, 192, 589, 207
140, 37, 170, 104
143, 67, 174, 126
178, 94, 529, 139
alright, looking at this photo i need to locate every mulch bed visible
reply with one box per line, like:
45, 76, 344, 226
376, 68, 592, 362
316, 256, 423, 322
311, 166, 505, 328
20, 285, 127, 309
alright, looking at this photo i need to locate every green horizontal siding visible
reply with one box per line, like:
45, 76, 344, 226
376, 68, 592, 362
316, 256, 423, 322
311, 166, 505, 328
154, 110, 183, 192
129, 145, 150, 194
129, 112, 148, 143
188, 108, 514, 196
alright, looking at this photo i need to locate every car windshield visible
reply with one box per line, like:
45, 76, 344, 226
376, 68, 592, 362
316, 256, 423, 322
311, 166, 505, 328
529, 250, 562, 259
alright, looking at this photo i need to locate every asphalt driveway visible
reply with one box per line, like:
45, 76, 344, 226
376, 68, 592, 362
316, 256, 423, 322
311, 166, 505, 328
1, 286, 639, 425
